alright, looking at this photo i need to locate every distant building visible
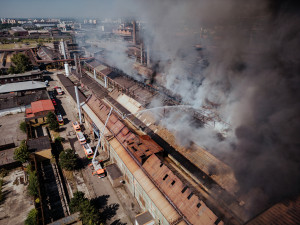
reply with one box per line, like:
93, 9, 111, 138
9, 27, 28, 36
37, 47, 59, 61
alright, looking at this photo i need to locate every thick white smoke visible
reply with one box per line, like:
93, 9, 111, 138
76, 0, 300, 218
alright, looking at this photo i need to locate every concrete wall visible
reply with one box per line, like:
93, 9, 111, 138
108, 140, 169, 225
0, 105, 28, 117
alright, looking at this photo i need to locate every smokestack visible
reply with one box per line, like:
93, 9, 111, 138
147, 44, 150, 67
60, 40, 67, 59
132, 21, 136, 45
74, 53, 78, 73
104, 76, 107, 88
74, 86, 82, 124
64, 63, 70, 77
140, 43, 143, 64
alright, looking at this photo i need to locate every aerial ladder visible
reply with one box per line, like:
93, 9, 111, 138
90, 107, 114, 178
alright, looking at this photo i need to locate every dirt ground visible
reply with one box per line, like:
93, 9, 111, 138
0, 168, 34, 225
0, 113, 27, 146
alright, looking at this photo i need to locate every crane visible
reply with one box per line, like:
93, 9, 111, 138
90, 107, 114, 178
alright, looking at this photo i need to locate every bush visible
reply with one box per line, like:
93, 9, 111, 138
0, 168, 8, 178
19, 121, 27, 133
55, 136, 65, 143
25, 208, 38, 225
14, 140, 30, 163
46, 112, 59, 131
59, 149, 77, 171
28, 171, 39, 197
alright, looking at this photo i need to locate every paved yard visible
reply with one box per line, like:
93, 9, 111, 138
0, 113, 27, 146
0, 168, 34, 225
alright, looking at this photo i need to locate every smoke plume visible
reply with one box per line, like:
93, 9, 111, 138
77, 0, 300, 218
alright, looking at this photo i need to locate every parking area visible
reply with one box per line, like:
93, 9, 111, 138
48, 72, 140, 225
0, 168, 34, 225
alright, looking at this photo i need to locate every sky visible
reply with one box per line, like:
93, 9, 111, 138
0, 0, 120, 18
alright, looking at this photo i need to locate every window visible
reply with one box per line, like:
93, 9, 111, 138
160, 163, 163, 167
137, 143, 142, 146
181, 186, 188, 193
163, 174, 168, 180
187, 193, 194, 200
171, 180, 175, 185
132, 146, 138, 152
197, 203, 201, 208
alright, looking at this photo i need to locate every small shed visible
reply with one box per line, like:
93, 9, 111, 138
106, 163, 123, 187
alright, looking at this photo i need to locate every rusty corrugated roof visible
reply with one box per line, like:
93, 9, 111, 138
143, 154, 220, 225
31, 99, 54, 114
246, 196, 300, 225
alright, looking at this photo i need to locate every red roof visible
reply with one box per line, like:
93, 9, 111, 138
31, 99, 54, 114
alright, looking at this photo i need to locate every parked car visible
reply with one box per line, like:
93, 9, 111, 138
51, 98, 57, 106
49, 91, 55, 99
54, 86, 63, 95
56, 87, 63, 95
57, 113, 64, 125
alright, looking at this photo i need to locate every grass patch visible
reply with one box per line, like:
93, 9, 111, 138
64, 170, 75, 181
0, 44, 16, 49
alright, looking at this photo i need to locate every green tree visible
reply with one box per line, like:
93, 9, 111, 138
46, 112, 59, 131
80, 200, 100, 225
19, 121, 27, 133
69, 191, 100, 225
28, 171, 39, 197
59, 148, 77, 171
14, 140, 30, 163
69, 191, 87, 213
25, 208, 38, 225
9, 53, 31, 74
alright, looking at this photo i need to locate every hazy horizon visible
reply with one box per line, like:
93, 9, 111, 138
0, 0, 124, 19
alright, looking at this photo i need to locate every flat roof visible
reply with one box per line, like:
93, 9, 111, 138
27, 136, 51, 152
0, 70, 42, 79
106, 163, 123, 180
0, 81, 46, 94
0, 148, 16, 166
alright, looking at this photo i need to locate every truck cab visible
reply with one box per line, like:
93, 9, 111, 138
72, 121, 81, 132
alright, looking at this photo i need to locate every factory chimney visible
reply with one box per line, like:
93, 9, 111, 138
140, 43, 143, 64
64, 63, 70, 77
146, 44, 150, 67
132, 21, 136, 45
